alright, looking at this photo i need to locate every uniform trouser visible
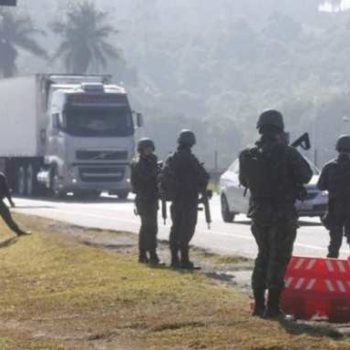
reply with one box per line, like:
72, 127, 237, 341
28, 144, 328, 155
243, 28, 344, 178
328, 227, 350, 258
170, 199, 198, 252
323, 199, 350, 258
137, 200, 158, 253
251, 220, 297, 291
0, 200, 23, 235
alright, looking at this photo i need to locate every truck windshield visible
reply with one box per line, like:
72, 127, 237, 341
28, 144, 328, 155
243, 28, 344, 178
64, 106, 134, 137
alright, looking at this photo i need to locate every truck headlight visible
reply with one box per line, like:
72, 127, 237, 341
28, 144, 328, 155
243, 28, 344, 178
321, 191, 328, 197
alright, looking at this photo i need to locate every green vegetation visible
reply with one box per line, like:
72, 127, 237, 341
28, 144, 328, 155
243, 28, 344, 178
0, 214, 345, 349
0, 9, 46, 77
51, 1, 120, 74
12, 0, 350, 170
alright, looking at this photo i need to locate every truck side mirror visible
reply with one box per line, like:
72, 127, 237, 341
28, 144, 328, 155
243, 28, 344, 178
136, 113, 144, 128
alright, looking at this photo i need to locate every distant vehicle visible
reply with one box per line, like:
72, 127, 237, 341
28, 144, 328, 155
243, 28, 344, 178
219, 158, 328, 222
0, 74, 143, 199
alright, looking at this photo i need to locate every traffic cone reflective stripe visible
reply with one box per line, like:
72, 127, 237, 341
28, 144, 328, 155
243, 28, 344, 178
326, 260, 335, 272
306, 278, 316, 290
336, 260, 346, 273
325, 280, 335, 292
294, 258, 305, 269
295, 278, 305, 289
306, 259, 317, 270
336, 280, 346, 293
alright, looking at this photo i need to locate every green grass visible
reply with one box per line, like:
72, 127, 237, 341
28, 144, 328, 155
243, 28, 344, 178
0, 214, 346, 349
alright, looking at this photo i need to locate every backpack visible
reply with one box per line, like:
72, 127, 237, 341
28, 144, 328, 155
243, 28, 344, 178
239, 145, 288, 199
130, 159, 141, 194
158, 154, 178, 201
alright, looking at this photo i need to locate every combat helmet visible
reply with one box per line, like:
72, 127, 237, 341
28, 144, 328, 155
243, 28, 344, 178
336, 135, 350, 152
137, 138, 155, 153
177, 129, 196, 147
257, 109, 284, 132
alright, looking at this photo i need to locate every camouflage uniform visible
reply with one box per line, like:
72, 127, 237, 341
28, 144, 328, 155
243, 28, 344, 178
0, 173, 28, 236
318, 154, 350, 258
131, 153, 159, 263
239, 133, 312, 317
167, 143, 209, 268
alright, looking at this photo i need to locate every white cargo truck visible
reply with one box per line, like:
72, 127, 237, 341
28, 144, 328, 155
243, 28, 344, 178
0, 74, 143, 199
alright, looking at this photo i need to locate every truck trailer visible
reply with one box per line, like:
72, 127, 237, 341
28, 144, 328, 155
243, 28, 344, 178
0, 74, 142, 199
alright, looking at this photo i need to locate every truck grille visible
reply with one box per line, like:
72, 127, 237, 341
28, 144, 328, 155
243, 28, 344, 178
76, 150, 128, 161
79, 167, 125, 183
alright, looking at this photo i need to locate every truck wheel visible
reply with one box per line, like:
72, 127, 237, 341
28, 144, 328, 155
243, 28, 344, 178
17, 166, 27, 196
50, 168, 66, 199
221, 194, 235, 223
117, 191, 129, 200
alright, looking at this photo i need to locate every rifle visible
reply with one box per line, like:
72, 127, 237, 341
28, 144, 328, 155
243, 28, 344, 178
157, 161, 167, 225
198, 190, 213, 229
291, 132, 311, 201
291, 132, 311, 151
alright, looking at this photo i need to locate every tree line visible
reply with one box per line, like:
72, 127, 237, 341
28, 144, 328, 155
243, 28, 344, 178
0, 1, 117, 77
1, 0, 350, 170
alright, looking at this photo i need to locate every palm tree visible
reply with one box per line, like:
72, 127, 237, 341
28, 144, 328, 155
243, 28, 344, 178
330, 0, 342, 11
52, 1, 120, 74
0, 10, 46, 78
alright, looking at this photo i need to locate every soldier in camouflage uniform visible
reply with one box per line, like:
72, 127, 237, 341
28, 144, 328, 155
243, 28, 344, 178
130, 138, 160, 265
165, 130, 209, 269
318, 135, 350, 258
239, 110, 312, 318
0, 172, 30, 236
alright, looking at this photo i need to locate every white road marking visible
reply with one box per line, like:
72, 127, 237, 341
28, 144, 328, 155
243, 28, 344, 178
16, 206, 330, 253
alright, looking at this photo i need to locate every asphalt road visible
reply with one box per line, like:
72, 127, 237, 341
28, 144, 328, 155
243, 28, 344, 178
12, 195, 350, 260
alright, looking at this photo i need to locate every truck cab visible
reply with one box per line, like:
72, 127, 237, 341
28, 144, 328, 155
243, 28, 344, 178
37, 79, 137, 199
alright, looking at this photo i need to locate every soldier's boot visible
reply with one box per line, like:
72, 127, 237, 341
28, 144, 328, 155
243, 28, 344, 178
264, 288, 284, 319
149, 250, 161, 266
252, 289, 266, 318
16, 229, 31, 237
138, 250, 149, 264
327, 231, 342, 258
180, 247, 196, 270
170, 248, 180, 268
327, 247, 339, 259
